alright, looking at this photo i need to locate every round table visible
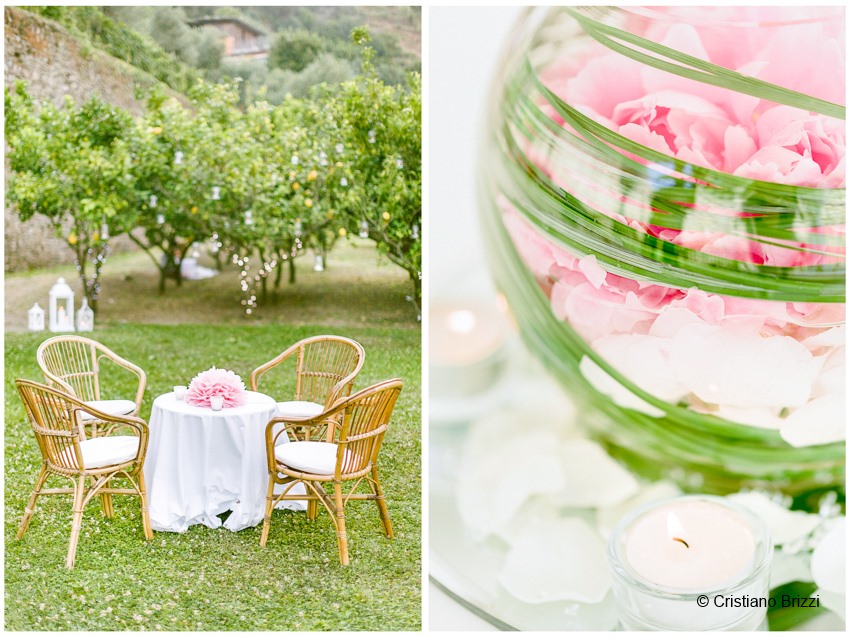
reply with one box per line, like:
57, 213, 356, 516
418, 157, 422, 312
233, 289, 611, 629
145, 391, 306, 533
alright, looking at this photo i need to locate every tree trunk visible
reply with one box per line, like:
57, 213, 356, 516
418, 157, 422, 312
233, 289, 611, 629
288, 256, 296, 284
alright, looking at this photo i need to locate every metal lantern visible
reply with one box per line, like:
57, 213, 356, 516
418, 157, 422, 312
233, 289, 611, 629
212, 186, 221, 200
48, 277, 75, 332
27, 303, 45, 331
244, 210, 254, 225
76, 298, 94, 332
174, 151, 184, 165
359, 220, 369, 239
412, 224, 420, 240
313, 254, 325, 272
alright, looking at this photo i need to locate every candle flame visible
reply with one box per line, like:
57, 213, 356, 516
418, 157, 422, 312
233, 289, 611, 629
667, 512, 690, 548
447, 309, 476, 334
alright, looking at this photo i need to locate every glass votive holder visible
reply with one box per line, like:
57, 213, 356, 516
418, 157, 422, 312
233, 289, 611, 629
608, 495, 772, 631
173, 385, 187, 401
210, 396, 224, 411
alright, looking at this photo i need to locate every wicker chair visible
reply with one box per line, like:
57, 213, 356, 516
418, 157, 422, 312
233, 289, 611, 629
259, 378, 403, 565
15, 379, 153, 569
36, 335, 146, 439
249, 335, 365, 422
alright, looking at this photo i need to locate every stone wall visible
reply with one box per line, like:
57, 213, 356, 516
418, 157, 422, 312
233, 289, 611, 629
4, 7, 188, 272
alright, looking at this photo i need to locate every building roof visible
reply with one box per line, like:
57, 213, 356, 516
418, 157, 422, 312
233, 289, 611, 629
186, 17, 267, 37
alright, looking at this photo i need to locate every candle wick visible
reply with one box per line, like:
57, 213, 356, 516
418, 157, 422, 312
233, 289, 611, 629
672, 536, 690, 549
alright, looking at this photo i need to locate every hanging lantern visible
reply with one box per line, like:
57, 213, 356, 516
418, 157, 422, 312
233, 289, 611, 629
368, 129, 376, 144
174, 151, 184, 165
359, 220, 369, 239
396, 158, 404, 169
313, 255, 325, 272
101, 222, 110, 240
76, 298, 94, 332
27, 303, 45, 331
212, 186, 221, 200
48, 278, 75, 332
294, 219, 303, 237
335, 143, 344, 154
157, 214, 165, 225
412, 224, 420, 240
244, 210, 254, 225
149, 194, 157, 208
340, 177, 348, 187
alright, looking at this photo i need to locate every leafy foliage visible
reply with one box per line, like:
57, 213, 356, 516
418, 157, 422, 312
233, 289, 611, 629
6, 30, 421, 316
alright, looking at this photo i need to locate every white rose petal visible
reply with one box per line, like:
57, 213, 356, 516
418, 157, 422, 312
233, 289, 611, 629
780, 394, 845, 447
457, 415, 566, 540
714, 405, 784, 430
670, 323, 820, 409
813, 589, 845, 621
728, 492, 821, 546
811, 518, 845, 594
594, 334, 688, 403
499, 517, 611, 604
802, 325, 845, 351
579, 356, 665, 417
554, 439, 639, 508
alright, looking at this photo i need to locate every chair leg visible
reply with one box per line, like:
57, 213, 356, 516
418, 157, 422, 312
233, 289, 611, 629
333, 481, 349, 566
99, 478, 114, 519
260, 477, 276, 548
371, 466, 394, 538
137, 470, 153, 541
66, 476, 86, 569
17, 465, 49, 539
307, 498, 319, 521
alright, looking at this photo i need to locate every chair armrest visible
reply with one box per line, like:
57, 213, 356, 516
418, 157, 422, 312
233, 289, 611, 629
68, 400, 150, 464
250, 344, 299, 392
97, 351, 147, 414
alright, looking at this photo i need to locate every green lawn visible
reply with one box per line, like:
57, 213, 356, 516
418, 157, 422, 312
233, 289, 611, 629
5, 323, 421, 630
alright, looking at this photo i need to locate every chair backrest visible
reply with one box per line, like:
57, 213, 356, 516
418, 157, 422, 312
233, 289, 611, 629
334, 378, 403, 478
16, 379, 85, 472
296, 336, 365, 406
252, 335, 365, 408
37, 335, 107, 401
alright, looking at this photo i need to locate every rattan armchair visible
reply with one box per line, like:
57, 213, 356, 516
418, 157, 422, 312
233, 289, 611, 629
15, 379, 153, 569
36, 335, 146, 438
259, 378, 403, 565
249, 335, 365, 421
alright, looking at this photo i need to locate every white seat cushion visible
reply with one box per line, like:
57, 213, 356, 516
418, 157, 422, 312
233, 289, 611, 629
276, 401, 324, 419
80, 399, 136, 421
275, 441, 340, 475
79, 436, 139, 469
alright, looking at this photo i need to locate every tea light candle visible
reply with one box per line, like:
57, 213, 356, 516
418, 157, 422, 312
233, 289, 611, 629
608, 496, 772, 631
430, 300, 508, 399
173, 385, 187, 401
210, 396, 224, 411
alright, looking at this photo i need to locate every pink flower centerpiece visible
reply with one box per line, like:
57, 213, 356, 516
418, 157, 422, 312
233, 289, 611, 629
185, 366, 247, 408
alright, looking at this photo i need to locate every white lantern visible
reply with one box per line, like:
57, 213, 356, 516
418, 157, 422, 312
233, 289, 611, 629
27, 303, 45, 331
244, 210, 254, 225
48, 278, 75, 332
174, 151, 184, 165
76, 298, 94, 332
212, 186, 221, 200
359, 219, 369, 239
313, 255, 325, 272
412, 224, 420, 240
294, 219, 303, 237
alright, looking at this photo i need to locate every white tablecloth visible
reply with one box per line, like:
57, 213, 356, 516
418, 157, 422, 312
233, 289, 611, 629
145, 391, 306, 533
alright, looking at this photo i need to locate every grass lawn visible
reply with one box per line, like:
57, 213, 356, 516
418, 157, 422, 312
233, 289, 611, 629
5, 238, 421, 630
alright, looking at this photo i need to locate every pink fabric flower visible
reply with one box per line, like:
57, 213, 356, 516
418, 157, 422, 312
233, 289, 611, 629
185, 367, 247, 408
